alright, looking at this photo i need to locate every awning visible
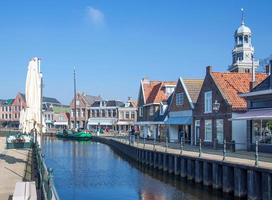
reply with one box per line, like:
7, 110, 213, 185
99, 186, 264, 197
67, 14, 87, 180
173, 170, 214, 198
165, 116, 192, 125
231, 108, 272, 120
54, 121, 68, 126
117, 121, 134, 125
134, 121, 165, 125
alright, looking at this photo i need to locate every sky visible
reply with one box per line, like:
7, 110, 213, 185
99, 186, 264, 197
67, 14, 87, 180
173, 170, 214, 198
0, 0, 272, 105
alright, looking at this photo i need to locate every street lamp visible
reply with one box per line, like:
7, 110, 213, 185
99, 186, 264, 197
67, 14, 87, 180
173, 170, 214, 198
213, 100, 220, 112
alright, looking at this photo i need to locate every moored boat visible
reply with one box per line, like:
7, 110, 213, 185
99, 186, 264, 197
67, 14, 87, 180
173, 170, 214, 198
56, 130, 92, 140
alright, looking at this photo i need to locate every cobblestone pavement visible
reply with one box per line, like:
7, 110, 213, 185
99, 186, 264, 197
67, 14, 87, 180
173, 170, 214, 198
103, 135, 272, 170
0, 137, 30, 200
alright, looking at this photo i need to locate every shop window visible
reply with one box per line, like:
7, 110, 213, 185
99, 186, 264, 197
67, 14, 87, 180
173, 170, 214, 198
205, 120, 212, 141
216, 119, 224, 144
252, 120, 272, 144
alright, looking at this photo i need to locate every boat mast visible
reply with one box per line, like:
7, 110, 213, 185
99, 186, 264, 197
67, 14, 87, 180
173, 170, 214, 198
74, 67, 77, 129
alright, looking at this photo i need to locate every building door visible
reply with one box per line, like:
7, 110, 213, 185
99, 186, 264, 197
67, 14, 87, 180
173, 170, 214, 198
195, 120, 200, 145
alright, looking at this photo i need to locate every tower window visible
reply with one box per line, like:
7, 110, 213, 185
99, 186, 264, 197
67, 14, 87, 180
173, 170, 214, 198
238, 36, 243, 44
244, 35, 248, 43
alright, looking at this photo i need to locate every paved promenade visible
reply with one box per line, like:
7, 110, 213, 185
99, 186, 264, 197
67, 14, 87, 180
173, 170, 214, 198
0, 137, 31, 200
105, 136, 272, 170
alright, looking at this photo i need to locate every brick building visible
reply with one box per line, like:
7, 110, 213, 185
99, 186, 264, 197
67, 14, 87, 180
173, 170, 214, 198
193, 66, 267, 149
70, 93, 102, 129
167, 78, 203, 143
0, 93, 26, 128
136, 78, 176, 139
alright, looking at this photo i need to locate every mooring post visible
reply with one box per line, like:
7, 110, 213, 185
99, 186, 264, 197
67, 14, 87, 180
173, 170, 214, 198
255, 140, 259, 167
199, 139, 202, 157
143, 137, 146, 149
223, 139, 226, 161
180, 136, 183, 155
153, 137, 156, 151
165, 136, 168, 153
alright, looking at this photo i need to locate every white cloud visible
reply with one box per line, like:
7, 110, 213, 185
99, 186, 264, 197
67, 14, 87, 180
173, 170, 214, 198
87, 6, 105, 26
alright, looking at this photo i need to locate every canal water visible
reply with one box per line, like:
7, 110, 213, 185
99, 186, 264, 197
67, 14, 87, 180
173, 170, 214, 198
42, 136, 232, 200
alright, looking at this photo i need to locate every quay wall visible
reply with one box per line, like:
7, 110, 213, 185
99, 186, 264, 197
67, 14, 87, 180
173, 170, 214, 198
93, 136, 272, 200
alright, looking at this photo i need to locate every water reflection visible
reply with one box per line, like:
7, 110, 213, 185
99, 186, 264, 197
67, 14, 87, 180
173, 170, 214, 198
41, 136, 232, 200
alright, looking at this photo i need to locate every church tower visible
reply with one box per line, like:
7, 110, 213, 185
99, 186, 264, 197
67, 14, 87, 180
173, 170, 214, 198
229, 9, 259, 73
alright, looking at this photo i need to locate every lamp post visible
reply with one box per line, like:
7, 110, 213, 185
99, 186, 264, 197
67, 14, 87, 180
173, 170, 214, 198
213, 100, 221, 149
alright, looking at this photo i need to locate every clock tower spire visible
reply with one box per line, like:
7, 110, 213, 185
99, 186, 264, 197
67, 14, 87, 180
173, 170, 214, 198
229, 9, 259, 73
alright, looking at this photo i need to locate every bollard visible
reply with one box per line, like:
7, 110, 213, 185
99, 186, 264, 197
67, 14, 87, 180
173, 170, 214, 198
143, 137, 146, 149
199, 139, 202, 157
180, 137, 183, 155
47, 168, 53, 200
153, 137, 156, 151
255, 140, 259, 167
165, 136, 168, 152
223, 139, 226, 161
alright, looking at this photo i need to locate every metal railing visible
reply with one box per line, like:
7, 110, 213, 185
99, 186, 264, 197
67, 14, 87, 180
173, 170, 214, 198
109, 135, 272, 166
34, 144, 60, 200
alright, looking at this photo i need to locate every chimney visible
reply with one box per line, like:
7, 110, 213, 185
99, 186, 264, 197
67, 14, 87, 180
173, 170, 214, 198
206, 66, 212, 75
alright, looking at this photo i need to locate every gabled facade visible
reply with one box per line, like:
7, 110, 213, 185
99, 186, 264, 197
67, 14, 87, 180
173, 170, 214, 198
136, 78, 176, 139
117, 98, 137, 132
70, 93, 102, 129
193, 66, 267, 149
167, 78, 203, 143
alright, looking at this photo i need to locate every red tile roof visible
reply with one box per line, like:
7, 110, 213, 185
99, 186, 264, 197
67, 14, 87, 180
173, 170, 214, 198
142, 80, 176, 104
211, 72, 268, 110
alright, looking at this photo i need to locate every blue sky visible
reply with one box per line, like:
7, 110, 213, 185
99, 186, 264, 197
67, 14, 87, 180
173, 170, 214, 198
0, 0, 271, 104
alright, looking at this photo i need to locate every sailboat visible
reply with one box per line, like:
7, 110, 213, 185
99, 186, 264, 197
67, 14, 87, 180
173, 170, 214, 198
56, 68, 92, 140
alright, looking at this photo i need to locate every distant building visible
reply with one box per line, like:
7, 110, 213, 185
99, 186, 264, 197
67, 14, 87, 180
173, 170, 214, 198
70, 93, 102, 129
0, 93, 26, 128
0, 92, 63, 130
117, 98, 137, 132
136, 78, 176, 140
88, 100, 125, 131
53, 106, 70, 130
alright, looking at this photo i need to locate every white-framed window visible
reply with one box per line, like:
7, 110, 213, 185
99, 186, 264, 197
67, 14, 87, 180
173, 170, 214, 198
139, 107, 143, 117
195, 120, 200, 144
205, 120, 212, 141
216, 119, 224, 144
176, 93, 184, 105
149, 106, 154, 116
204, 91, 212, 113
125, 112, 130, 119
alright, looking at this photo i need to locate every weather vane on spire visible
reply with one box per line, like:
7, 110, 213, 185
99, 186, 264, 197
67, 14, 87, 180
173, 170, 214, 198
241, 8, 245, 25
